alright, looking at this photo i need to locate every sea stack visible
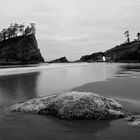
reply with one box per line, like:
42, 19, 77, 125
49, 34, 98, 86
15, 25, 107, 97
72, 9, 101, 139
48, 57, 69, 63
80, 52, 104, 62
0, 34, 44, 65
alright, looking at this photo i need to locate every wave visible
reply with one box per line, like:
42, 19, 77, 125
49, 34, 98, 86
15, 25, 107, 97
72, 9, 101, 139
0, 63, 89, 76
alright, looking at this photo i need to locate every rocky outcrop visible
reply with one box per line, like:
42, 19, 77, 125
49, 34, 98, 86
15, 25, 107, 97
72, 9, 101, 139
105, 41, 140, 62
79, 40, 140, 63
80, 52, 104, 62
48, 57, 69, 63
0, 34, 44, 65
125, 115, 140, 128
8, 91, 129, 120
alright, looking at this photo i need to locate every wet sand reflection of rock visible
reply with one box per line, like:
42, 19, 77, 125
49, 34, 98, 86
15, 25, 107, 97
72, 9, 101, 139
0, 72, 40, 105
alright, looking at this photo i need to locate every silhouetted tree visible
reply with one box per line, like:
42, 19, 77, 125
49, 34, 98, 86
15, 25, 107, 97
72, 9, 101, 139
0, 23, 36, 42
25, 26, 30, 36
1, 29, 7, 40
124, 30, 130, 43
137, 33, 140, 41
13, 23, 19, 37
19, 24, 25, 35
0, 33, 2, 41
30, 23, 36, 35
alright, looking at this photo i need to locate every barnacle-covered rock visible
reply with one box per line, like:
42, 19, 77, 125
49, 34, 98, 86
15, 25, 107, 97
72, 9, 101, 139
8, 91, 129, 120
125, 115, 140, 128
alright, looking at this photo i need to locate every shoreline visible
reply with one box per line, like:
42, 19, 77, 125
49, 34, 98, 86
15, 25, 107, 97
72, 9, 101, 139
0, 62, 90, 76
1, 62, 140, 115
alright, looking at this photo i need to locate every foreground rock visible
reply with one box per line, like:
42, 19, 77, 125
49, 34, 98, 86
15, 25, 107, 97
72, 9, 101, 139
8, 91, 129, 120
0, 34, 44, 65
125, 115, 140, 128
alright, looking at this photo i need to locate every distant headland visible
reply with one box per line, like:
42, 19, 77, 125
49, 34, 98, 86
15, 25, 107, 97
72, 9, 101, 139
79, 31, 140, 63
47, 57, 69, 63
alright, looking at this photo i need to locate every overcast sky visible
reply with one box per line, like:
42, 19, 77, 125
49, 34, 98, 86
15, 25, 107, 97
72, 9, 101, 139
0, 0, 140, 60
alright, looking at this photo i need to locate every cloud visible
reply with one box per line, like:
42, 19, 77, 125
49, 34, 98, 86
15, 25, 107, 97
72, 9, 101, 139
0, 0, 140, 60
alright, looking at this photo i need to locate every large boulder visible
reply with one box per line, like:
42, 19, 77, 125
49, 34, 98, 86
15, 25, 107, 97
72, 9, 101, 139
8, 91, 129, 120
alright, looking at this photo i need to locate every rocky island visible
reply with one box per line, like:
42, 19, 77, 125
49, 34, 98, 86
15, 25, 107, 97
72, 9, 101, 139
48, 57, 69, 63
0, 23, 44, 65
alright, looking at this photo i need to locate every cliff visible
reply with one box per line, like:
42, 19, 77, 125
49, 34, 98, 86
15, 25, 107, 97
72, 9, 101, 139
48, 57, 69, 63
80, 52, 104, 62
0, 34, 44, 65
79, 41, 140, 63
105, 41, 140, 62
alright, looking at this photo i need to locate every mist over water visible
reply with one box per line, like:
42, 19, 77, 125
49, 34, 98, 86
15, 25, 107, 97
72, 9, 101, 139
0, 63, 140, 140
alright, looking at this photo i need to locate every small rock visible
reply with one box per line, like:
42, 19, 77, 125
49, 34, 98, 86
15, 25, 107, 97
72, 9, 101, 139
125, 115, 140, 128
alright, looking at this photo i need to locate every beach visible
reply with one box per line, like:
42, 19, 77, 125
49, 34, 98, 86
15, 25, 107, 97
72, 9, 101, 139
0, 63, 140, 140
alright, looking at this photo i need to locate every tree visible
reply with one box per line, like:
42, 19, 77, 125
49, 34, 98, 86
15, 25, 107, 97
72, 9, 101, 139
0, 23, 37, 42
6, 27, 12, 38
25, 26, 30, 36
8, 23, 14, 38
137, 33, 140, 41
13, 23, 19, 37
19, 24, 25, 35
1, 29, 7, 40
124, 30, 130, 43
0, 33, 2, 41
30, 23, 36, 35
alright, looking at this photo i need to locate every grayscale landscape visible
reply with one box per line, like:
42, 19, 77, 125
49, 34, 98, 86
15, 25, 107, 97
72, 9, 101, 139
0, 0, 140, 140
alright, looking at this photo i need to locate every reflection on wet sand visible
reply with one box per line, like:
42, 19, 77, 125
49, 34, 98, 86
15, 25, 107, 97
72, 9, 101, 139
116, 64, 140, 76
121, 64, 140, 72
46, 115, 110, 133
0, 113, 111, 140
0, 72, 40, 105
0, 63, 140, 140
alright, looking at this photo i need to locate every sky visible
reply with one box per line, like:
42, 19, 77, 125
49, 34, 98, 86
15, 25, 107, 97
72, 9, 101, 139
0, 0, 140, 61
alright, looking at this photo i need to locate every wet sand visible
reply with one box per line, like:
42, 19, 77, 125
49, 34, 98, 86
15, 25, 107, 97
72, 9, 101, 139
73, 77, 140, 113
0, 63, 140, 140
